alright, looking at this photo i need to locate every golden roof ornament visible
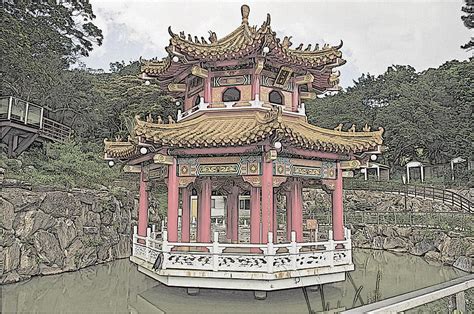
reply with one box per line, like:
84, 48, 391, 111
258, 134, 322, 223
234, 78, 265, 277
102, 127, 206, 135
363, 123, 371, 132
241, 4, 250, 24
334, 124, 343, 132
348, 124, 356, 132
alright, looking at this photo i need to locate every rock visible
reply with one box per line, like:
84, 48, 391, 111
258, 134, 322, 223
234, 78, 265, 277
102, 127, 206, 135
395, 227, 412, 238
372, 236, 384, 250
40, 191, 82, 217
1, 271, 20, 284
433, 232, 448, 251
440, 237, 465, 259
57, 218, 77, 249
424, 251, 442, 266
1, 188, 45, 212
112, 234, 130, 259
3, 240, 21, 272
453, 256, 473, 273
383, 237, 408, 252
466, 243, 474, 258
15, 210, 56, 239
39, 264, 62, 275
80, 246, 98, 268
33, 230, 64, 267
0, 198, 15, 229
85, 212, 101, 227
100, 210, 114, 225
382, 226, 397, 238
2, 229, 16, 247
64, 239, 85, 271
410, 239, 435, 256
18, 244, 39, 276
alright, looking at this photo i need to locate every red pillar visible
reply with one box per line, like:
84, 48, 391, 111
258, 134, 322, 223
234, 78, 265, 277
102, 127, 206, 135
273, 193, 278, 243
332, 162, 344, 241
292, 81, 299, 112
231, 186, 239, 243
261, 152, 273, 243
286, 191, 292, 241
204, 77, 212, 103
181, 187, 191, 243
252, 74, 260, 100
198, 178, 212, 243
250, 186, 261, 245
291, 179, 303, 242
167, 159, 179, 242
138, 168, 149, 237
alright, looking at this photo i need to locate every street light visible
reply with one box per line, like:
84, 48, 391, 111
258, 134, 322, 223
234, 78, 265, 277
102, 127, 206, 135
274, 141, 282, 150
370, 154, 377, 161
108, 160, 115, 168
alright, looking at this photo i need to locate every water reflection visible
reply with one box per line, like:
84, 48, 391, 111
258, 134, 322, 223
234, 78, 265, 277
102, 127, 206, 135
2, 249, 466, 313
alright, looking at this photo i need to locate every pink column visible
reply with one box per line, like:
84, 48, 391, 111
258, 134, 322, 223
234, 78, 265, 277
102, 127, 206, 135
204, 77, 212, 103
286, 191, 292, 241
138, 168, 149, 237
332, 162, 344, 241
231, 186, 239, 243
226, 194, 232, 240
261, 153, 273, 243
292, 82, 299, 112
181, 187, 191, 243
252, 74, 260, 100
250, 186, 261, 245
291, 179, 303, 242
273, 194, 278, 242
198, 178, 212, 243
167, 159, 179, 242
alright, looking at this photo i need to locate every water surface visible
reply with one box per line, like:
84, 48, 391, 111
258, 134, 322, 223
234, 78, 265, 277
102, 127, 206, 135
2, 249, 466, 313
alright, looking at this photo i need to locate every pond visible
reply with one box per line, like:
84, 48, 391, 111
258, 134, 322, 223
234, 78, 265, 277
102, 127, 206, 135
1, 249, 467, 313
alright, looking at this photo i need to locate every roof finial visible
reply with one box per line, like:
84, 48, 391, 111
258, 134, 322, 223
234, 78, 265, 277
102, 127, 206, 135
241, 4, 250, 24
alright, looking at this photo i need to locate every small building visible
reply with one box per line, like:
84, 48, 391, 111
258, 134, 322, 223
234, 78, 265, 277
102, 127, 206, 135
104, 5, 383, 297
360, 162, 390, 181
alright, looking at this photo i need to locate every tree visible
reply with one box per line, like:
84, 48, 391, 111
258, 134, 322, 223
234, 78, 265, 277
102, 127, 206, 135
461, 0, 474, 50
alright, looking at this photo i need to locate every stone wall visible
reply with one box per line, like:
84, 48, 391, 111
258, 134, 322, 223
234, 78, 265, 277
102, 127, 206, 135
1, 186, 136, 284
350, 225, 473, 273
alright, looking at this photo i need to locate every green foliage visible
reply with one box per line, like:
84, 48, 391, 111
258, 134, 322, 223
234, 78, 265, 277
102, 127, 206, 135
2, 141, 120, 189
306, 60, 473, 173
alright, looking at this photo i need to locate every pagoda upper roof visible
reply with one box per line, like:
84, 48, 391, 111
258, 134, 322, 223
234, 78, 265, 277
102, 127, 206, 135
140, 5, 345, 90
104, 107, 383, 159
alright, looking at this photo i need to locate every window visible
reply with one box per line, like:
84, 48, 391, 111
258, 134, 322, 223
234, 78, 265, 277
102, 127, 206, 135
269, 90, 283, 105
222, 87, 241, 102
211, 199, 216, 209
194, 95, 201, 106
239, 199, 250, 211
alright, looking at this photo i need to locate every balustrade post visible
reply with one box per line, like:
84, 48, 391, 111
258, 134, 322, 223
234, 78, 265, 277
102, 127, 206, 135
345, 228, 352, 264
146, 227, 151, 262
290, 231, 297, 270
212, 231, 220, 272
7, 96, 12, 120
132, 226, 138, 257
328, 230, 334, 268
162, 231, 169, 270
267, 232, 274, 273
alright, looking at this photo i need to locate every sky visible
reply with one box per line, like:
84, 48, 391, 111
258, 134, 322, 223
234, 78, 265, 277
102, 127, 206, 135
84, 0, 472, 88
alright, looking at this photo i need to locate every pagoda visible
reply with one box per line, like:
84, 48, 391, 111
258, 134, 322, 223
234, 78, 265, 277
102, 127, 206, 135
104, 5, 383, 297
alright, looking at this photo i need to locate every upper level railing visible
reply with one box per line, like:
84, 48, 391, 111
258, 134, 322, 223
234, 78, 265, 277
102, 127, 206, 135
177, 95, 306, 122
344, 179, 473, 213
0, 96, 72, 142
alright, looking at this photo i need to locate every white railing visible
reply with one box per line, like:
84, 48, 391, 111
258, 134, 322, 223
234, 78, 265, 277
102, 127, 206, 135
177, 96, 306, 122
132, 226, 352, 274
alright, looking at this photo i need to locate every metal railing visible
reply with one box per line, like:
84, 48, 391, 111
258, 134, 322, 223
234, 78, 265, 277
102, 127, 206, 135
0, 96, 71, 142
343, 274, 473, 313
312, 210, 473, 233
132, 227, 352, 274
345, 179, 473, 213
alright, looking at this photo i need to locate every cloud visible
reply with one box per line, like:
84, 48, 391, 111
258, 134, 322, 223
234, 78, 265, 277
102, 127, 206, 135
85, 0, 471, 86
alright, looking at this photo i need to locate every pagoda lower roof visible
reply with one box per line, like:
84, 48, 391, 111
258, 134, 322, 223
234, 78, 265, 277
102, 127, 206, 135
104, 107, 383, 159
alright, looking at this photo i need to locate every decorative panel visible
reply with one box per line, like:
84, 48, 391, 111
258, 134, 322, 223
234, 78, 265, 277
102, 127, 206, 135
212, 74, 251, 87
178, 156, 261, 177
273, 157, 336, 179
261, 75, 294, 92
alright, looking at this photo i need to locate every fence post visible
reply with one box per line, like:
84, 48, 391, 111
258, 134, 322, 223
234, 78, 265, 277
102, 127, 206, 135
328, 230, 334, 268
212, 231, 219, 271
162, 231, 169, 270
267, 232, 274, 274
290, 231, 297, 270
455, 291, 466, 313
132, 226, 138, 257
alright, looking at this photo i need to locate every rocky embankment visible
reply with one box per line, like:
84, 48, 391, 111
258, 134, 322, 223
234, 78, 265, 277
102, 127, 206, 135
350, 225, 473, 273
1, 185, 135, 284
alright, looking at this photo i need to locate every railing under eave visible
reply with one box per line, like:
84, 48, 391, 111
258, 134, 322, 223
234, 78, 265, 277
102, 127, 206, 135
177, 96, 306, 122
0, 96, 72, 142
132, 227, 352, 273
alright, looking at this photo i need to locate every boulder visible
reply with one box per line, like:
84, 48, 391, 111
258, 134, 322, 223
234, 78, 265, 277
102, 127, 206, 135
0, 198, 15, 229
18, 244, 39, 276
80, 246, 98, 268
85, 212, 101, 227
64, 239, 85, 271
1, 188, 45, 213
33, 230, 64, 267
15, 210, 56, 239
383, 237, 408, 252
395, 227, 412, 238
453, 256, 473, 273
410, 239, 435, 256
1, 271, 20, 284
3, 240, 21, 272
3, 229, 16, 247
372, 236, 384, 250
56, 218, 77, 250
382, 226, 397, 238
424, 251, 442, 266
39, 264, 62, 275
40, 191, 82, 217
